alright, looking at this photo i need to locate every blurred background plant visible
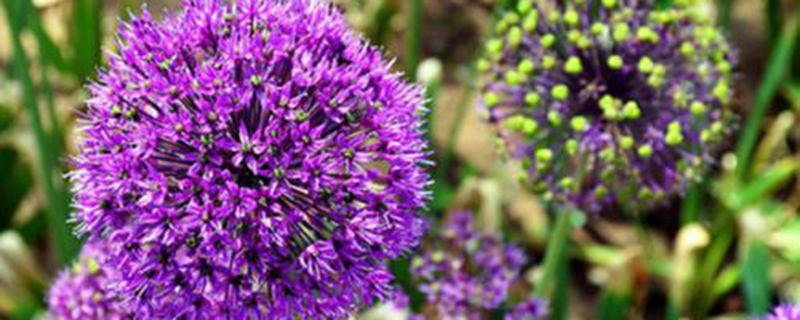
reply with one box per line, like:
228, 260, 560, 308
0, 0, 799, 318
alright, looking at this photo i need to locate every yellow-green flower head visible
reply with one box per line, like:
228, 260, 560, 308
479, 0, 736, 212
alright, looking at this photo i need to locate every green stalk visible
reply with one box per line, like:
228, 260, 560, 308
717, 0, 736, 30
73, 0, 103, 82
735, 15, 800, 181
741, 241, 770, 316
765, 0, 782, 49
3, 0, 80, 265
534, 210, 573, 296
406, 0, 423, 82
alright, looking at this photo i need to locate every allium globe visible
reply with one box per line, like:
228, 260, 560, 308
70, 0, 430, 317
47, 243, 127, 320
410, 211, 546, 319
479, 0, 736, 212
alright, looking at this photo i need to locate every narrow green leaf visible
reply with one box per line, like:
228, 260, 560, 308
0, 105, 12, 132
17, 0, 72, 74
0, 148, 34, 230
728, 160, 798, 209
368, 1, 396, 46
735, 15, 800, 181
3, 0, 80, 265
717, 0, 736, 30
711, 266, 741, 300
741, 241, 770, 315
765, 0, 782, 49
406, 0, 423, 82
597, 290, 630, 320
693, 221, 735, 318
681, 181, 704, 224
535, 211, 573, 296
72, 0, 103, 82
551, 254, 570, 320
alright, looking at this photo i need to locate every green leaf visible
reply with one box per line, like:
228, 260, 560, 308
0, 105, 12, 132
550, 254, 570, 320
741, 241, 770, 316
535, 210, 573, 296
2, 0, 80, 265
765, 0, 782, 49
19, 0, 72, 74
597, 290, 630, 320
0, 148, 34, 231
406, 0, 423, 82
727, 160, 798, 209
72, 0, 103, 82
717, 0, 736, 30
735, 15, 800, 181
770, 217, 800, 263
711, 266, 741, 301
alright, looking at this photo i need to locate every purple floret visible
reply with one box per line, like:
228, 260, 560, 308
479, 0, 736, 212
410, 211, 546, 319
47, 243, 128, 320
69, 0, 430, 317
769, 303, 800, 320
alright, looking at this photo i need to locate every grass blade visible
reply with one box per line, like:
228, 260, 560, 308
717, 0, 736, 30
735, 15, 800, 181
741, 241, 770, 316
765, 0, 782, 49
72, 0, 103, 82
3, 0, 80, 265
597, 290, 630, 320
535, 210, 573, 297
406, 0, 423, 82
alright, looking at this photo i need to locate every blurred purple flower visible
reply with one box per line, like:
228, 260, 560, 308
769, 303, 800, 320
479, 0, 736, 212
47, 243, 128, 320
410, 211, 546, 319
69, 0, 430, 317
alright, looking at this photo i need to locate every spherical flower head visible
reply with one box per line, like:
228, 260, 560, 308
70, 0, 430, 317
47, 243, 126, 320
410, 211, 545, 319
769, 303, 800, 320
479, 0, 736, 212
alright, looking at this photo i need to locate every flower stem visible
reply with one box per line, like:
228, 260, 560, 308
534, 209, 573, 297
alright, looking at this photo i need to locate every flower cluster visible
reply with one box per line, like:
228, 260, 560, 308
69, 0, 430, 317
47, 243, 127, 320
410, 211, 546, 319
769, 303, 800, 320
479, 0, 736, 212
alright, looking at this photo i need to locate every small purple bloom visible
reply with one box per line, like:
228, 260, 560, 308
769, 303, 800, 320
506, 297, 548, 320
410, 211, 546, 319
47, 243, 128, 320
70, 0, 430, 317
479, 0, 736, 212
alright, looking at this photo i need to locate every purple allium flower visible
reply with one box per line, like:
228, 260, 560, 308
478, 0, 736, 212
769, 303, 800, 320
47, 243, 127, 320
70, 0, 430, 317
505, 297, 548, 320
410, 211, 546, 319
